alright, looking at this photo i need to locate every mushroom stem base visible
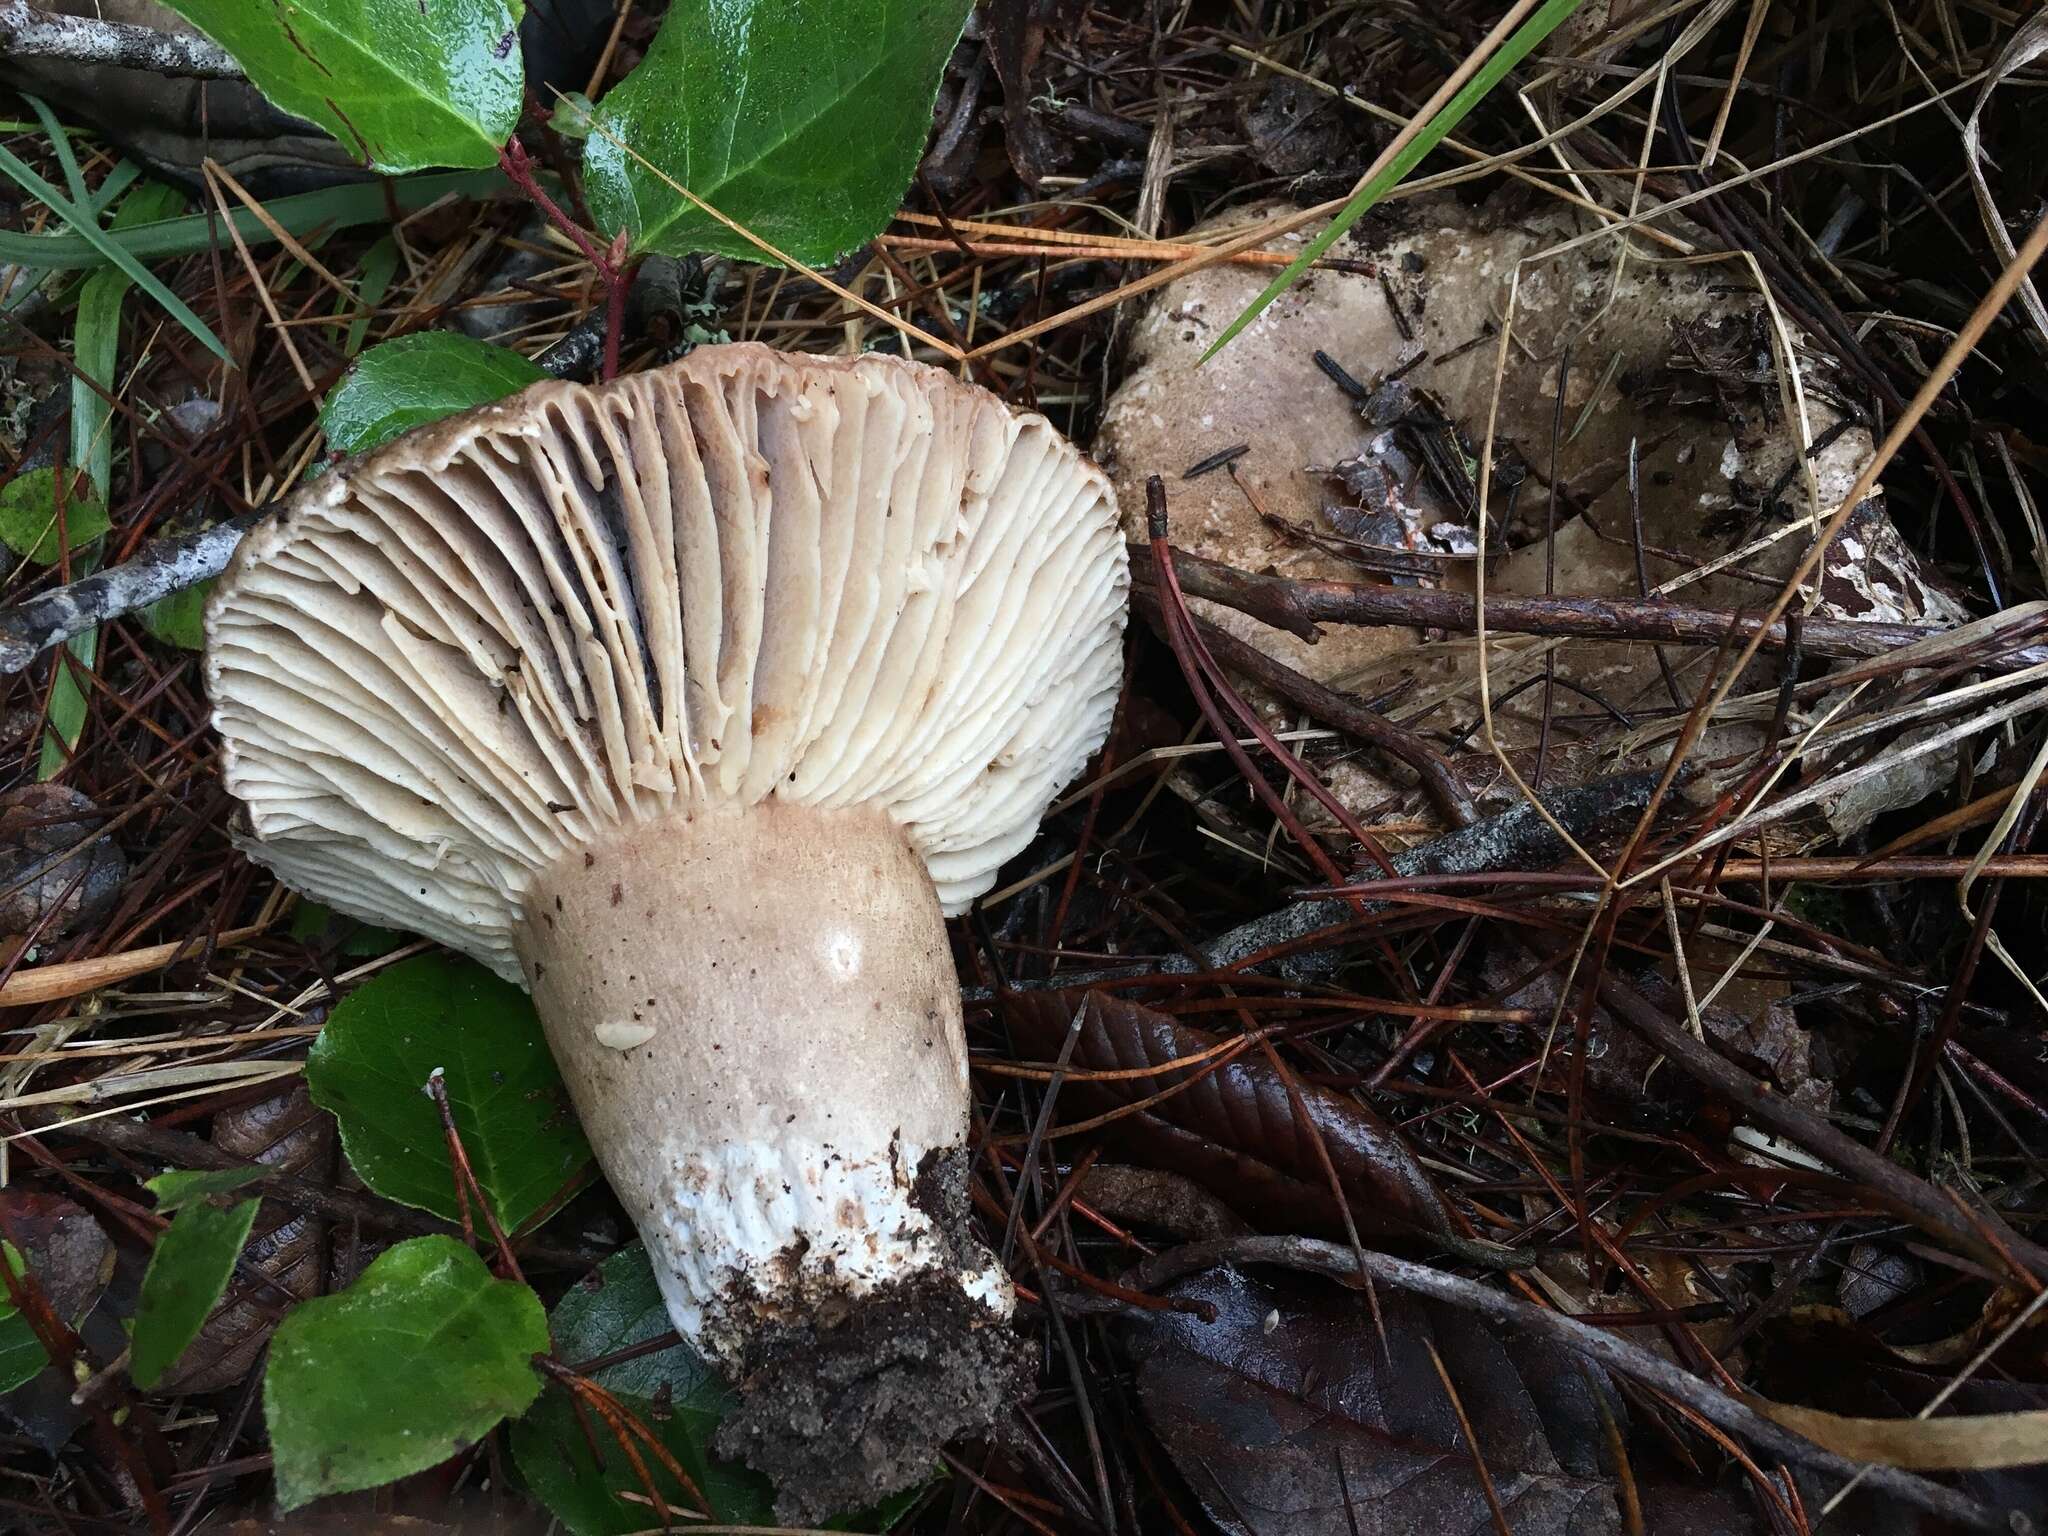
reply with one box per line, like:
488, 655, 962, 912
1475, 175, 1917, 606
512, 801, 1016, 1516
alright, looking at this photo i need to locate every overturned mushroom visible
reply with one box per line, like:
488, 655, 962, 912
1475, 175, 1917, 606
1099, 195, 1968, 833
204, 343, 1128, 1518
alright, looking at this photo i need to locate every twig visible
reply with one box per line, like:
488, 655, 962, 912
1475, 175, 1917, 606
0, 2, 241, 80
1586, 965, 2048, 1283
1123, 1236, 2029, 1535
0, 515, 257, 675
1135, 543, 2048, 675
1132, 586, 1478, 829
1194, 771, 1662, 974
961, 770, 1662, 1000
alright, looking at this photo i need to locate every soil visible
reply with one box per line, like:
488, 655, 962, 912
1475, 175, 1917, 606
711, 1149, 1033, 1523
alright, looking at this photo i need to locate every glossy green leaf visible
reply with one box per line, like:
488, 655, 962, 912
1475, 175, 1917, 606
130, 1197, 258, 1388
145, 1166, 267, 1214
512, 1245, 775, 1532
586, 0, 975, 264
138, 578, 213, 651
1202, 0, 1587, 362
306, 953, 590, 1230
266, 1235, 547, 1508
154, 1, 523, 173
321, 332, 546, 457
0, 1243, 49, 1393
0, 469, 109, 567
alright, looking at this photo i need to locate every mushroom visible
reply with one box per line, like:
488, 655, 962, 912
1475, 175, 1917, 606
204, 342, 1128, 1516
1099, 195, 1967, 834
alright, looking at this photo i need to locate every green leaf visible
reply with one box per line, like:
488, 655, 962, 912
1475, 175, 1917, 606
154, 1, 523, 173
130, 1197, 258, 1389
321, 332, 546, 457
586, 0, 974, 265
550, 91, 597, 142
1201, 0, 1588, 362
288, 898, 403, 958
512, 1245, 775, 1532
145, 1166, 268, 1213
0, 1243, 49, 1393
265, 1235, 547, 1508
306, 953, 590, 1231
0, 468, 109, 567
138, 578, 214, 651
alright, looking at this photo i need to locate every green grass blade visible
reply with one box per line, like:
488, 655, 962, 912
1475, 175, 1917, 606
39, 180, 187, 779
0, 143, 232, 365
343, 236, 399, 357
89, 160, 142, 216
0, 169, 506, 272
1200, 0, 1587, 364
21, 96, 89, 206
72, 183, 186, 496
37, 636, 93, 779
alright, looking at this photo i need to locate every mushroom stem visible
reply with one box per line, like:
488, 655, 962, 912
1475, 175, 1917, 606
513, 799, 1020, 1517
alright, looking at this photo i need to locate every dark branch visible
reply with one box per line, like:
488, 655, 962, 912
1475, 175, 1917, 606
0, 516, 257, 675
1136, 542, 2048, 675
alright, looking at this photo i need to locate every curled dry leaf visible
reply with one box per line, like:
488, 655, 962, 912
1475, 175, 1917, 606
151, 1085, 334, 1395
1853, 1372, 2048, 1509
0, 783, 126, 942
1132, 1265, 1631, 1536
1005, 992, 1451, 1242
1751, 1394, 2048, 1474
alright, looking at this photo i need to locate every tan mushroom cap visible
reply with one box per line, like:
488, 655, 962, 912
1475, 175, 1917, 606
207, 343, 1128, 975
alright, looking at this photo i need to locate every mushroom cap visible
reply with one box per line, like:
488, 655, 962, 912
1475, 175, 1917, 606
207, 343, 1128, 979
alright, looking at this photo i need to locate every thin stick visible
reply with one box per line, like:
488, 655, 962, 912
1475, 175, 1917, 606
1134, 544, 2048, 674
0, 922, 266, 1007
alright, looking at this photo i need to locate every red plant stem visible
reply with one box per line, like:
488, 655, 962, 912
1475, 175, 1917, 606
0, 1206, 173, 1532
603, 233, 634, 384
497, 139, 627, 381
424, 1069, 525, 1286
1146, 477, 1421, 1001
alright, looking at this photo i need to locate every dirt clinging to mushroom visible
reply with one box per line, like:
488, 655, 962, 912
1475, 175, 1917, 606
712, 1148, 1032, 1523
